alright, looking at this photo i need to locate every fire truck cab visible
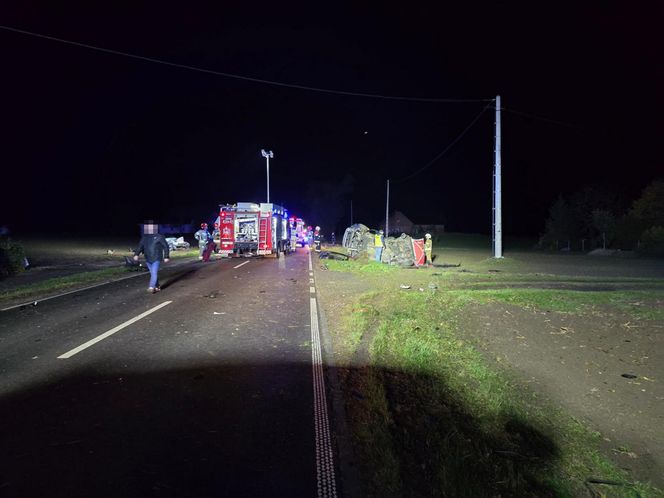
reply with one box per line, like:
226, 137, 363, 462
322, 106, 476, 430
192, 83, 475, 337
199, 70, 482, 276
217, 202, 290, 257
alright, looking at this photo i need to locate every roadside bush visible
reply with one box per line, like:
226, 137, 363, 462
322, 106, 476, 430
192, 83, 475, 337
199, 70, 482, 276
0, 239, 26, 276
639, 226, 664, 257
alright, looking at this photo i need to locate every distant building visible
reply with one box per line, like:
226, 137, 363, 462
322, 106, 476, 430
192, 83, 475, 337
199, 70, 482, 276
381, 211, 415, 236
413, 223, 446, 237
379, 211, 445, 237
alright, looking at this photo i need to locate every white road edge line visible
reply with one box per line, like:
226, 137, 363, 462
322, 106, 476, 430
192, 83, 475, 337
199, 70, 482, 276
57, 301, 172, 359
233, 261, 250, 269
309, 251, 337, 497
1, 272, 146, 312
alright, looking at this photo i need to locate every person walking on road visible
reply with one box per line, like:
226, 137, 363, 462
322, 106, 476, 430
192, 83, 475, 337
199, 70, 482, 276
133, 223, 170, 293
195, 223, 211, 260
424, 233, 433, 267
374, 230, 384, 262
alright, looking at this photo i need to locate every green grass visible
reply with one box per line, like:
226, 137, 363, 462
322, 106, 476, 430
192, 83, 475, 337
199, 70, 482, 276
337, 289, 662, 497
168, 249, 198, 259
0, 267, 131, 302
324, 258, 399, 274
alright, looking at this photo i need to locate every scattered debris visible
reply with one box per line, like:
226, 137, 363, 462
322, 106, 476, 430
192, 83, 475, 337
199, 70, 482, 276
399, 284, 411, 289
213, 312, 226, 315
318, 251, 349, 261
621, 373, 638, 379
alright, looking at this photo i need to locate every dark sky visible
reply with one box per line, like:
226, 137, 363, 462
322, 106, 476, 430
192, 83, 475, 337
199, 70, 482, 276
1, 2, 662, 236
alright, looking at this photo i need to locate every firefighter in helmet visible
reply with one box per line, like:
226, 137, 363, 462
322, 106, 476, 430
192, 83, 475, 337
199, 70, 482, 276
212, 222, 221, 259
374, 230, 384, 262
424, 233, 433, 267
194, 223, 211, 260
313, 226, 322, 252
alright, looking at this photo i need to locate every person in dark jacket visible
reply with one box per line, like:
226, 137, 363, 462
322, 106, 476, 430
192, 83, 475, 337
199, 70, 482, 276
133, 223, 170, 293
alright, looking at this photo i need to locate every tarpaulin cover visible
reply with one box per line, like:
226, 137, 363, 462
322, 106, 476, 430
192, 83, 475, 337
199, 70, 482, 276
411, 238, 425, 266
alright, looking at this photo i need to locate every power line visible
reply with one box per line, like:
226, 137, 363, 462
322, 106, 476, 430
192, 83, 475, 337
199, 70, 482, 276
0, 25, 491, 104
394, 101, 494, 183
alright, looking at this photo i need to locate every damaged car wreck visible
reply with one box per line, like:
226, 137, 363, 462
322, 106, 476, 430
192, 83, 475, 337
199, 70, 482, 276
342, 224, 425, 266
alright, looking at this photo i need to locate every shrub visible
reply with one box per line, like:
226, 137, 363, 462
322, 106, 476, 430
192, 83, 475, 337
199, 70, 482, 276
0, 239, 26, 276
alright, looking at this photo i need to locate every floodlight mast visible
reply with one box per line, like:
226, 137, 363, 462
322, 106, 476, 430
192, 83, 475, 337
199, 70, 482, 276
261, 149, 274, 203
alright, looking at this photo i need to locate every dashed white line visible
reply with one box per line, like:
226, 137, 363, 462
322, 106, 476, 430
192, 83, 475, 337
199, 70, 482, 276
233, 260, 250, 269
310, 286, 316, 294
57, 301, 172, 359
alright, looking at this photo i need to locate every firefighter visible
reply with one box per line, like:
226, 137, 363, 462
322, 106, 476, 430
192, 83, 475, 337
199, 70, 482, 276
194, 223, 211, 260
374, 230, 384, 262
212, 222, 221, 258
313, 226, 322, 252
424, 233, 433, 267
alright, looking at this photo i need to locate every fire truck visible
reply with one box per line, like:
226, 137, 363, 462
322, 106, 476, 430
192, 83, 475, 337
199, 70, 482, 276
290, 217, 307, 247
217, 202, 291, 257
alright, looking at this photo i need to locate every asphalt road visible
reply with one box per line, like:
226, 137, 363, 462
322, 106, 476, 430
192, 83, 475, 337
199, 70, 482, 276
0, 249, 337, 497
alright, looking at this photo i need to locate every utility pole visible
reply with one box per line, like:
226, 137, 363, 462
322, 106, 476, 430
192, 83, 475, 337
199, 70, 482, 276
493, 95, 503, 258
385, 179, 390, 236
261, 149, 274, 203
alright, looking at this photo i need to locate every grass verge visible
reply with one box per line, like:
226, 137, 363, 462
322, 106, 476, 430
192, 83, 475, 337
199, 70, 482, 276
325, 259, 662, 496
0, 267, 131, 303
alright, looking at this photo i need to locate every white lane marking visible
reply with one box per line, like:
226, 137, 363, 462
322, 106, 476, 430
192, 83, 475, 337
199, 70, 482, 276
309, 272, 313, 277
309, 278, 315, 284
57, 301, 172, 359
310, 296, 337, 497
233, 261, 250, 269
308, 252, 313, 272
310, 286, 316, 294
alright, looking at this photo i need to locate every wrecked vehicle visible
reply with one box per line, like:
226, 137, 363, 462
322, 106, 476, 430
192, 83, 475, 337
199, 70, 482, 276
165, 236, 191, 251
342, 224, 425, 266
342, 224, 374, 257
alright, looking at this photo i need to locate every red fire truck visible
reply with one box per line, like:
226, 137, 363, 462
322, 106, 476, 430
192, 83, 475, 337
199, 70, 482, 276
217, 202, 290, 257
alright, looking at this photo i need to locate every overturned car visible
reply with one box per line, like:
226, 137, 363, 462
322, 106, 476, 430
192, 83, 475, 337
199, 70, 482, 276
342, 224, 425, 266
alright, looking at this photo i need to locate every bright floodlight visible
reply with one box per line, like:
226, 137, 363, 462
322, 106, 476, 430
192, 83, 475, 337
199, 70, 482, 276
261, 149, 274, 158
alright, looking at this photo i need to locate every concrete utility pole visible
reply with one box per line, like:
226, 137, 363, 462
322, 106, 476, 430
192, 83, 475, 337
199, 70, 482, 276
261, 149, 274, 203
493, 95, 503, 258
385, 179, 390, 236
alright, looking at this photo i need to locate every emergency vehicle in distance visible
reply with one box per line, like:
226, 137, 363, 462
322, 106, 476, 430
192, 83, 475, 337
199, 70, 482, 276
290, 217, 308, 247
216, 202, 292, 257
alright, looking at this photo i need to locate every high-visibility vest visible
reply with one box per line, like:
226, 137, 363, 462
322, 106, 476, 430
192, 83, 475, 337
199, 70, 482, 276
374, 234, 383, 248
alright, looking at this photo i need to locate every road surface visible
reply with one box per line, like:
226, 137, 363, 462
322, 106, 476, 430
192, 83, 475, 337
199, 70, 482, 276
0, 249, 338, 497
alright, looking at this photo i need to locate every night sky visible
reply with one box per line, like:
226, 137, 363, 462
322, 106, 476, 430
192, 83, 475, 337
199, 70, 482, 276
1, 3, 662, 236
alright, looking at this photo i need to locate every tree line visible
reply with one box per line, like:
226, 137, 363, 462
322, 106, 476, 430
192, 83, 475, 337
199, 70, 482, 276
540, 180, 664, 256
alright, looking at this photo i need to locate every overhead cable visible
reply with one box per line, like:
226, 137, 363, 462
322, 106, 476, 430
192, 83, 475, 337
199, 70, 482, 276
0, 25, 491, 103
394, 101, 494, 183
